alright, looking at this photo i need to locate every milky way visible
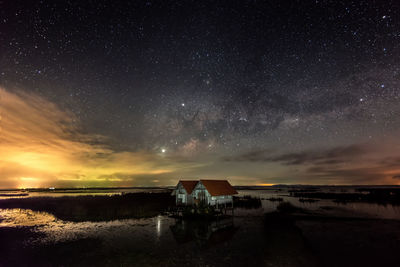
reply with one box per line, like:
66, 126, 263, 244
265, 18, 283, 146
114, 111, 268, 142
1, 1, 400, 187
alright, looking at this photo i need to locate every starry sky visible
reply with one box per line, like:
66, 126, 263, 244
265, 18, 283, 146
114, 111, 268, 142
1, 0, 400, 188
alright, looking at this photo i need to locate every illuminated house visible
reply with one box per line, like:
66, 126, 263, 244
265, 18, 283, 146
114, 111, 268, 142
172, 180, 238, 207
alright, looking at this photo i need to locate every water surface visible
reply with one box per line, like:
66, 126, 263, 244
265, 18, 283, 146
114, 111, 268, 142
1, 187, 400, 266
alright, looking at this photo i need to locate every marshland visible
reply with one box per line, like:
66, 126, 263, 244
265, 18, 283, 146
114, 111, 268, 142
1, 186, 400, 266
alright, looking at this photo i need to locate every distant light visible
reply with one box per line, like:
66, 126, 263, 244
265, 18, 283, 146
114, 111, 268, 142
381, 84, 385, 88
161, 148, 166, 153
359, 98, 364, 102
382, 15, 387, 19
49, 187, 55, 190
181, 103, 185, 107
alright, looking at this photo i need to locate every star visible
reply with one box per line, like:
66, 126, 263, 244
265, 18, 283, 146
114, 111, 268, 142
1, 0, 399, 187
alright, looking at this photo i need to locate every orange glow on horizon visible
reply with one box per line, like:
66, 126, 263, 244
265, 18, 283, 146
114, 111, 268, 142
1, 87, 399, 188
0, 87, 187, 188
256, 183, 275, 186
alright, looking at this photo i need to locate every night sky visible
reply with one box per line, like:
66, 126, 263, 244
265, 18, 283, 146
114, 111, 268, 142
1, 0, 400, 188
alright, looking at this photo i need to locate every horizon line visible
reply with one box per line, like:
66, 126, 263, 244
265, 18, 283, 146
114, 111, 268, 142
1, 184, 400, 191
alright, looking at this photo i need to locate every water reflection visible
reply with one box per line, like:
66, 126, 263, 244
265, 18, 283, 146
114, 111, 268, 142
0, 207, 239, 250
170, 218, 239, 248
0, 208, 174, 246
156, 215, 162, 238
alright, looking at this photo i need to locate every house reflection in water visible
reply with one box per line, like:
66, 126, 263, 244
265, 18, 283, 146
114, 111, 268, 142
170, 218, 239, 248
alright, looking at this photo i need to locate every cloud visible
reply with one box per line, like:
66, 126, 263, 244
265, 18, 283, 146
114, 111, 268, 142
222, 149, 271, 162
223, 145, 365, 165
1, 86, 399, 188
269, 145, 366, 165
0, 87, 187, 188
222, 142, 400, 184
304, 165, 383, 184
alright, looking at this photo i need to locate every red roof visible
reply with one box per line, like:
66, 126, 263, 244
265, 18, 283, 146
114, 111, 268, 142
200, 180, 238, 196
179, 180, 198, 194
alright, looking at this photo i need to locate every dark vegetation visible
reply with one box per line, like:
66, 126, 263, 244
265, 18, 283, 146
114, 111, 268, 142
0, 193, 29, 197
288, 187, 319, 193
0, 192, 174, 222
233, 195, 262, 209
5, 187, 172, 192
276, 201, 306, 213
290, 188, 400, 205
299, 198, 319, 203
265, 197, 284, 202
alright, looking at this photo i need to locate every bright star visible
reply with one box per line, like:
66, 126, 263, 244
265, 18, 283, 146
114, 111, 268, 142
181, 103, 185, 107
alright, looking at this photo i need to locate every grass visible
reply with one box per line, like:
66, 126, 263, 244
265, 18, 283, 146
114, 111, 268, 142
0, 192, 174, 222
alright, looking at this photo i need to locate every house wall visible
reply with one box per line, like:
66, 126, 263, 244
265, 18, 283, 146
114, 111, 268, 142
174, 183, 194, 205
175, 183, 186, 205
192, 182, 211, 205
192, 182, 233, 206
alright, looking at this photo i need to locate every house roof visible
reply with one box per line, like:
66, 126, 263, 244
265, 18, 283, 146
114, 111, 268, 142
179, 180, 198, 194
200, 180, 238, 196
